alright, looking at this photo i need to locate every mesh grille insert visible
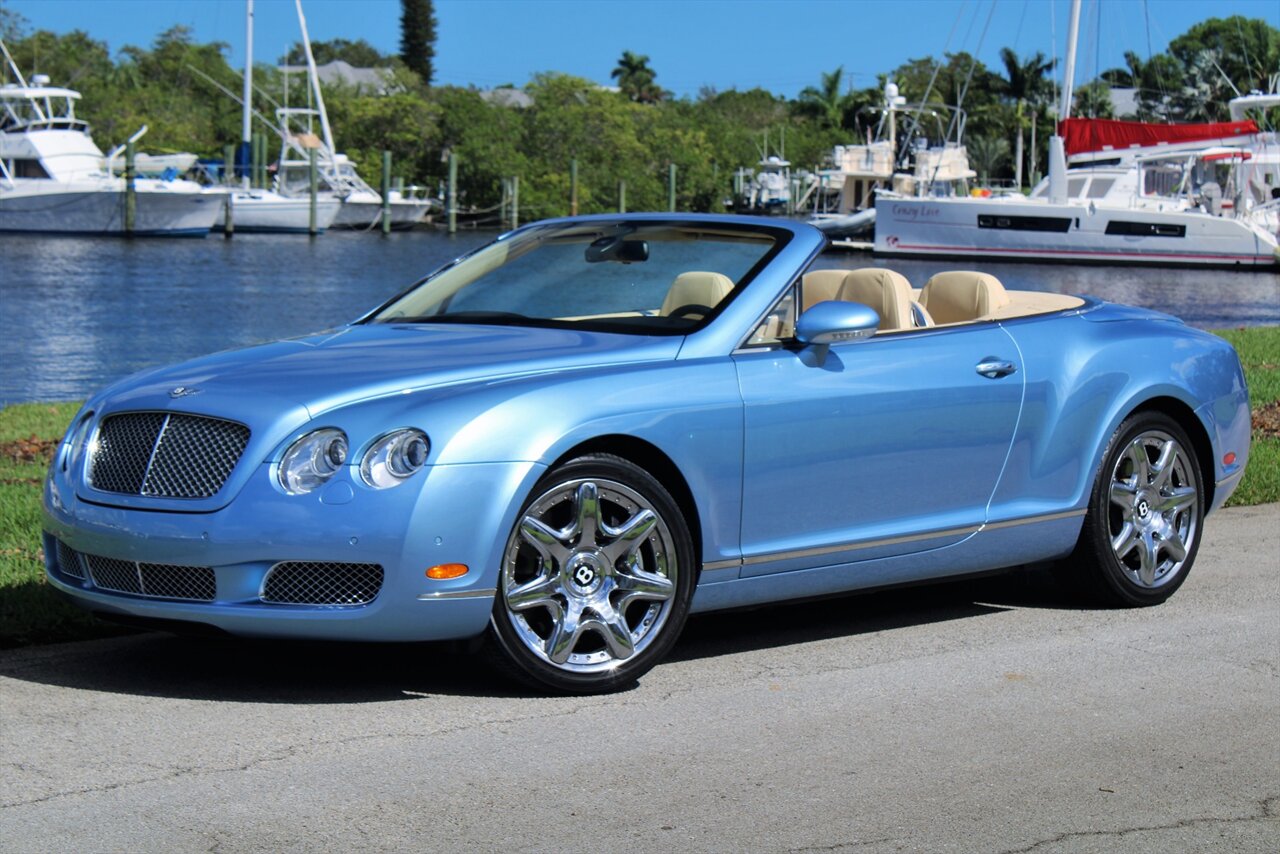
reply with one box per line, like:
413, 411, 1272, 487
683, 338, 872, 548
72, 548, 216, 601
55, 540, 85, 579
262, 562, 384, 606
88, 412, 250, 499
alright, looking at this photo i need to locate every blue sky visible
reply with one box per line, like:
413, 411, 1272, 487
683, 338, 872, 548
5, 0, 1279, 98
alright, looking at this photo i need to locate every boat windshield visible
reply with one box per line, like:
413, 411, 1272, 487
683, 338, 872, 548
368, 220, 789, 335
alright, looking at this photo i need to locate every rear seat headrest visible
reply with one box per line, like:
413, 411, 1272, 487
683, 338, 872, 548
919, 271, 1009, 325
837, 268, 915, 331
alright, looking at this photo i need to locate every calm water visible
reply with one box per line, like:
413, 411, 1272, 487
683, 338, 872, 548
1, 229, 1277, 406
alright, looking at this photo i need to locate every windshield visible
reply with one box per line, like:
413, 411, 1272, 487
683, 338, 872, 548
368, 220, 788, 335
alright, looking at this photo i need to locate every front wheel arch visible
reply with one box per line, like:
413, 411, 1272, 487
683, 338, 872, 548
549, 434, 703, 582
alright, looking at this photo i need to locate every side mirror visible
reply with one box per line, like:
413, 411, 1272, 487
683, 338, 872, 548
795, 300, 879, 346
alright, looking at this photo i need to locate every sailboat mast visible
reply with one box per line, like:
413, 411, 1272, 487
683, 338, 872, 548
1047, 0, 1082, 204
1058, 0, 1082, 122
242, 0, 254, 145
238, 0, 254, 188
295, 0, 335, 158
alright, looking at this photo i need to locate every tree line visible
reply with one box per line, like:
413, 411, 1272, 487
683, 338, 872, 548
1, 5, 1275, 217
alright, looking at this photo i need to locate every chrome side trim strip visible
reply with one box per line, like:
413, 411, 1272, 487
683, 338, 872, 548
742, 524, 981, 566
738, 509, 1088, 568
980, 508, 1086, 531
702, 559, 740, 572
417, 587, 497, 601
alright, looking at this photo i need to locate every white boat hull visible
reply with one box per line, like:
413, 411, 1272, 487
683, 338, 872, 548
213, 191, 342, 233
874, 196, 1280, 267
331, 198, 431, 229
0, 181, 223, 235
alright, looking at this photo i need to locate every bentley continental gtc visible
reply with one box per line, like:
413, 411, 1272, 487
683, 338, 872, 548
43, 214, 1251, 692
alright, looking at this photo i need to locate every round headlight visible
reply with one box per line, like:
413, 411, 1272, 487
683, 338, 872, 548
278, 428, 348, 494
360, 428, 429, 489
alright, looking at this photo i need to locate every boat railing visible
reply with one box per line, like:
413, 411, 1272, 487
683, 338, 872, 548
0, 115, 90, 134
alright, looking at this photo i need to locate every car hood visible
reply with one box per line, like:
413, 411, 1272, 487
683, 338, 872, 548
96, 323, 684, 420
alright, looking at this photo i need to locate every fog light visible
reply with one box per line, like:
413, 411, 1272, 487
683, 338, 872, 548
426, 563, 468, 580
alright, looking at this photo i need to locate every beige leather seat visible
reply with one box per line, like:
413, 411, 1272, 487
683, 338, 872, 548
800, 270, 848, 311
660, 271, 734, 316
919, 271, 1010, 325
836, 268, 915, 331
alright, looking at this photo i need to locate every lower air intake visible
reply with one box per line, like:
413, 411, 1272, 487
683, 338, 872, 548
65, 547, 217, 602
261, 562, 384, 606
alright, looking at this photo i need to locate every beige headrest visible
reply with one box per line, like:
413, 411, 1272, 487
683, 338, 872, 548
836, 268, 914, 331
800, 269, 848, 311
919, 271, 1009, 324
660, 271, 734, 316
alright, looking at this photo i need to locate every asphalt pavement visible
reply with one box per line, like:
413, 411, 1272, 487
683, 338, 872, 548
2, 503, 1277, 853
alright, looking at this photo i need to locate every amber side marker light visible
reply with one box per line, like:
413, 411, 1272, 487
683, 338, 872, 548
1224, 452, 1237, 466
426, 564, 469, 580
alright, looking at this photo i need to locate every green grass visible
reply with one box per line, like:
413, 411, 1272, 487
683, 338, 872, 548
1, 326, 1277, 648
0, 402, 129, 647
1214, 326, 1280, 507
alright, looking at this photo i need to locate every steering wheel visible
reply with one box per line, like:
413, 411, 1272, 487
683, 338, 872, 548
666, 303, 713, 320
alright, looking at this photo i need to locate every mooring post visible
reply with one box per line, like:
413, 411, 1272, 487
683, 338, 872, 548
619, 179, 626, 213
447, 152, 457, 235
254, 131, 264, 188
222, 143, 235, 237
308, 148, 318, 235
570, 158, 578, 216
380, 150, 392, 234
668, 163, 677, 212
504, 175, 514, 229
124, 140, 136, 235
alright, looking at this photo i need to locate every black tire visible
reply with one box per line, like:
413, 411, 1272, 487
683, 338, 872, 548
1068, 411, 1204, 607
484, 454, 696, 693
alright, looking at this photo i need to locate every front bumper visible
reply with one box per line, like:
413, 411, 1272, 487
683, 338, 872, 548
43, 459, 543, 642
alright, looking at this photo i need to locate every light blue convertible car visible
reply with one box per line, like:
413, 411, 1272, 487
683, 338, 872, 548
43, 215, 1251, 692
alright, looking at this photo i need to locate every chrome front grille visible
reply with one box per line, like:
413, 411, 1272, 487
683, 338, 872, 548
89, 412, 250, 499
57, 543, 217, 602
262, 562, 384, 606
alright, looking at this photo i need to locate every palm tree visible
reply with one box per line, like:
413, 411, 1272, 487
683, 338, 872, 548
966, 134, 1011, 183
998, 47, 1054, 190
1074, 81, 1116, 119
611, 51, 664, 104
798, 66, 847, 128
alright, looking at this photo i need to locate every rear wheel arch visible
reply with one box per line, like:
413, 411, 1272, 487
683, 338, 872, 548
1127, 396, 1217, 513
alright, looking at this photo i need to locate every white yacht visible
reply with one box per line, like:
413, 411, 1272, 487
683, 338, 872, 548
874, 0, 1279, 268
805, 82, 976, 240
736, 154, 792, 214
0, 72, 223, 236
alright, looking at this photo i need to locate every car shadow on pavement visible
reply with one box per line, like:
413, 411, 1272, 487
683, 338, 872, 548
0, 564, 1086, 703
671, 561, 1087, 663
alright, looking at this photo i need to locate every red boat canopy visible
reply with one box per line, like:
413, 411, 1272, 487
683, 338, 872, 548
1059, 117, 1260, 156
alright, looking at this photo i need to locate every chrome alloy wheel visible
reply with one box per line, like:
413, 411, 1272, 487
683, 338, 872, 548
1106, 429, 1200, 589
500, 477, 679, 673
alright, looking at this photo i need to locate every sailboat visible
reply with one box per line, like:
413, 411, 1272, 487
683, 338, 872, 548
214, 0, 340, 234
872, 0, 1279, 268
270, 0, 433, 230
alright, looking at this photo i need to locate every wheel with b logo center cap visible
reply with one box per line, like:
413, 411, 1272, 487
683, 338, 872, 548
486, 453, 695, 693
1070, 411, 1204, 606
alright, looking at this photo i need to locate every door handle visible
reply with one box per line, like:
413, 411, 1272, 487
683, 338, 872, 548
976, 359, 1017, 379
